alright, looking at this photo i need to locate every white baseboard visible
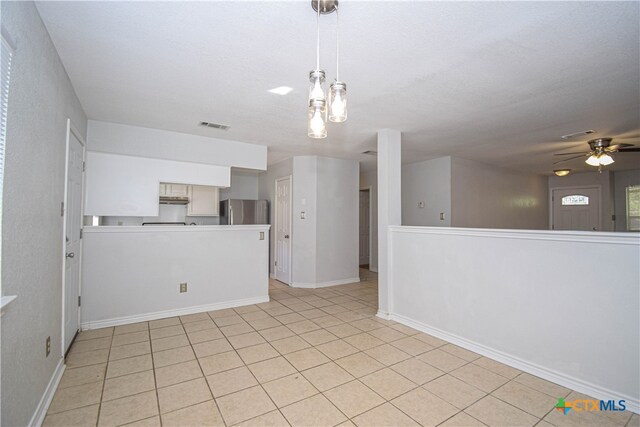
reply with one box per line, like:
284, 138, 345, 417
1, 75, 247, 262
376, 310, 391, 320
29, 358, 65, 427
291, 277, 360, 289
269, 272, 276, 279
390, 312, 639, 415
81, 295, 270, 330
370, 267, 378, 273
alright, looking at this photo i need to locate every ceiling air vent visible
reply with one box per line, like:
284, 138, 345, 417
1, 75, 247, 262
199, 121, 230, 131
561, 130, 596, 140
362, 150, 377, 156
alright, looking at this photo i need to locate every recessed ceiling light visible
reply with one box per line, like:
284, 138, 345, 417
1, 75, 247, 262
268, 86, 293, 95
561, 130, 596, 140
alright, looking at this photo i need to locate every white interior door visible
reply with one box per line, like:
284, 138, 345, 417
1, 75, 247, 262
275, 176, 292, 285
63, 127, 84, 353
552, 187, 600, 231
359, 190, 370, 266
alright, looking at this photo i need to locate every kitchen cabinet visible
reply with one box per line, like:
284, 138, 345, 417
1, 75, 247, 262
188, 185, 220, 216
160, 183, 188, 197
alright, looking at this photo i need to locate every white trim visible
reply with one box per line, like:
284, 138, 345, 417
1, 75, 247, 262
389, 312, 639, 414
388, 225, 639, 245
28, 359, 65, 427
274, 175, 293, 285
369, 267, 378, 273
290, 277, 361, 289
61, 119, 86, 356
83, 224, 270, 234
81, 295, 269, 330
269, 272, 276, 279
375, 310, 390, 320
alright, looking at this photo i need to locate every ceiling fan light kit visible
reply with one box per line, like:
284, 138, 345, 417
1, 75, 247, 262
307, 0, 347, 139
553, 137, 639, 172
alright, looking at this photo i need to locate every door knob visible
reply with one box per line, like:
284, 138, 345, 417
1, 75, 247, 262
66, 252, 75, 258
284, 235, 290, 239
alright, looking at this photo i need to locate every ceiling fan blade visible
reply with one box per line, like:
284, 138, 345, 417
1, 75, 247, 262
553, 154, 587, 165
617, 147, 640, 152
606, 143, 634, 151
553, 152, 588, 156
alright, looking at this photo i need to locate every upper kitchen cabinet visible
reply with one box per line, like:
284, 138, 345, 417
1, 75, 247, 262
160, 183, 189, 197
188, 185, 220, 216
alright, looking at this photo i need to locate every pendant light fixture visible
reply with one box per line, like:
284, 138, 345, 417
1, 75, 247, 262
329, 4, 347, 123
307, 0, 347, 139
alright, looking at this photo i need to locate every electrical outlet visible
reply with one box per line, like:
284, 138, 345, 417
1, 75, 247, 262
418, 201, 425, 208
440, 212, 446, 220
300, 211, 306, 219
46, 336, 51, 357
180, 282, 188, 293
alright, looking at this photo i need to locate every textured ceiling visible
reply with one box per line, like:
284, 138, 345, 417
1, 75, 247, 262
36, 1, 640, 174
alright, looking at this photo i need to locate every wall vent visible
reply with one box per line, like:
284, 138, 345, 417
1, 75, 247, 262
362, 150, 377, 156
199, 121, 230, 131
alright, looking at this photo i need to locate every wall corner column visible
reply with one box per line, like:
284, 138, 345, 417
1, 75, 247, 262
377, 129, 401, 318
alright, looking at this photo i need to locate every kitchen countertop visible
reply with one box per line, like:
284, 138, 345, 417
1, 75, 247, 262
83, 225, 270, 233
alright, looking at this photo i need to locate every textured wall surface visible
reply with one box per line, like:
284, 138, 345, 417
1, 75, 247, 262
1, 2, 87, 425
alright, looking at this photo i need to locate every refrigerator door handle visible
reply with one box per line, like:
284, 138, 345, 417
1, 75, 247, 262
229, 206, 233, 225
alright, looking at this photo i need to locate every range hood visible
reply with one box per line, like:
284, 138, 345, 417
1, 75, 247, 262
159, 196, 189, 205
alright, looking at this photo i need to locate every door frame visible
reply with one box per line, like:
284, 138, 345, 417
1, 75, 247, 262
359, 186, 373, 271
61, 119, 86, 355
274, 175, 293, 285
549, 185, 602, 231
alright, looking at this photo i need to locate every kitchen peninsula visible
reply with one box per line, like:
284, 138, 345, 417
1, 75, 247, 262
80, 224, 270, 329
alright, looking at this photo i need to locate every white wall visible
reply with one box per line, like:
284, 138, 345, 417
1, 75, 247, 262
1, 3, 88, 426
87, 120, 267, 171
219, 170, 260, 201
451, 157, 548, 229
81, 226, 270, 328
389, 226, 640, 412
549, 170, 613, 231
315, 157, 359, 284
613, 169, 640, 232
292, 157, 318, 285
360, 170, 378, 271
402, 157, 452, 227
84, 151, 230, 216
259, 156, 359, 287
258, 158, 293, 276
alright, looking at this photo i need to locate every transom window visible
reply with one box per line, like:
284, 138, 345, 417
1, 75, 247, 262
561, 195, 590, 206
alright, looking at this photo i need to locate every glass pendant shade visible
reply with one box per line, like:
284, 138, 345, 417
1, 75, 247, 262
308, 98, 327, 139
599, 153, 614, 165
329, 81, 347, 122
585, 155, 600, 166
309, 70, 326, 102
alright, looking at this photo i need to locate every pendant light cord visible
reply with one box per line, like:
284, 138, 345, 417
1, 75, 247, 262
336, 5, 339, 81
316, 0, 320, 71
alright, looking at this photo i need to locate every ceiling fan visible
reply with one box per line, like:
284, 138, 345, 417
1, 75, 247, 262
553, 137, 640, 170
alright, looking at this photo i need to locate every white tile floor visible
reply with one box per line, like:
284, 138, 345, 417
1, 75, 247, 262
44, 270, 638, 426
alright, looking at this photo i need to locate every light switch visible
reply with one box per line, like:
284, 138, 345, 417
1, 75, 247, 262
440, 212, 445, 220
300, 211, 306, 219
259, 231, 265, 240
418, 201, 425, 208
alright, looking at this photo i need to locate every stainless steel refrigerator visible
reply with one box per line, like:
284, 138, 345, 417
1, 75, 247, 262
219, 199, 269, 225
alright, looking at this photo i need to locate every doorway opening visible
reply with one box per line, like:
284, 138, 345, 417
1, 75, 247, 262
359, 188, 371, 269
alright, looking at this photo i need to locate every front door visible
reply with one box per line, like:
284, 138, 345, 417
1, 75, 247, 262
64, 126, 84, 353
552, 187, 600, 231
359, 190, 370, 266
275, 176, 292, 285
